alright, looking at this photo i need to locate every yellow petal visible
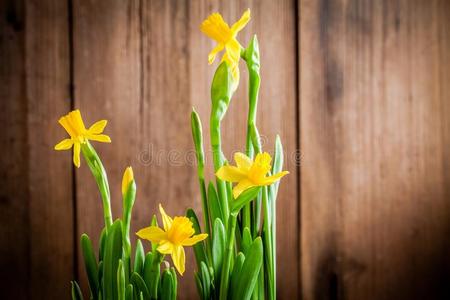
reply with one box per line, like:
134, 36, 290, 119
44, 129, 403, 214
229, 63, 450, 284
233, 179, 255, 198
208, 43, 225, 64
216, 165, 246, 182
157, 240, 174, 254
88, 134, 111, 143
54, 139, 73, 150
234, 152, 252, 170
136, 226, 167, 243
260, 171, 289, 185
230, 9, 251, 34
225, 38, 241, 63
181, 233, 208, 246
88, 120, 108, 134
171, 245, 186, 275
69, 109, 87, 133
73, 142, 81, 168
200, 13, 231, 44
159, 204, 173, 231
58, 115, 77, 138
121, 166, 134, 195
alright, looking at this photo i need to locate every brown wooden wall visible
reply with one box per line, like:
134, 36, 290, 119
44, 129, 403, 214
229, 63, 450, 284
1, 0, 449, 299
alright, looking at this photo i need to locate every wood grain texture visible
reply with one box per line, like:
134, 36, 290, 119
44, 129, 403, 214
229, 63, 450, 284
26, 0, 74, 298
0, 0, 73, 298
299, 0, 450, 299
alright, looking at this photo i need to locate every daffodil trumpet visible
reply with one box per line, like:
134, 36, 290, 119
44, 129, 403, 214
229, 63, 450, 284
191, 8, 289, 300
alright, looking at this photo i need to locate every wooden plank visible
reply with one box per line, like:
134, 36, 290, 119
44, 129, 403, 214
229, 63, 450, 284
0, 0, 73, 298
299, 0, 450, 299
0, 1, 28, 298
72, 0, 141, 294
26, 0, 74, 298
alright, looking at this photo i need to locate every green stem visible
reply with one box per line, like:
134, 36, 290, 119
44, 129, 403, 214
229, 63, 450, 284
263, 187, 274, 300
81, 141, 112, 229
211, 117, 229, 228
219, 213, 237, 300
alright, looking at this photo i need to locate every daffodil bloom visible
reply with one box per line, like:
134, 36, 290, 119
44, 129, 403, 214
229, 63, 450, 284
216, 152, 289, 198
136, 204, 208, 275
200, 9, 250, 86
54, 110, 111, 168
121, 166, 134, 196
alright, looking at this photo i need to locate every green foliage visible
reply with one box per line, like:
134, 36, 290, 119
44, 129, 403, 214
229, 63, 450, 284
190, 34, 286, 300
72, 144, 178, 299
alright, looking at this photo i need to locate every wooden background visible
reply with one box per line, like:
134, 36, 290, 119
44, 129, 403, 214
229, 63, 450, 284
1, 0, 449, 299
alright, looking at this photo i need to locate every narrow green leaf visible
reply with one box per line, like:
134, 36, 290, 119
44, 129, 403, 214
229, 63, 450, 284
186, 208, 208, 269
99, 227, 107, 261
160, 269, 174, 300
71, 281, 84, 300
194, 272, 204, 300
208, 182, 223, 227
144, 251, 163, 298
81, 234, 99, 299
241, 227, 252, 255
104, 220, 123, 300
200, 261, 211, 300
134, 239, 145, 275
169, 267, 177, 300
212, 218, 226, 286
125, 284, 133, 300
117, 259, 126, 300
230, 252, 245, 293
231, 187, 261, 214
234, 237, 263, 300
130, 272, 150, 300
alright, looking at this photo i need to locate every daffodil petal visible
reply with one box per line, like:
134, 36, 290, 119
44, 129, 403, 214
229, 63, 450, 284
88, 120, 107, 134
73, 142, 81, 168
181, 233, 208, 246
216, 165, 247, 182
157, 240, 174, 254
234, 152, 252, 170
208, 43, 225, 64
224, 38, 241, 64
58, 116, 77, 138
230, 9, 251, 34
233, 179, 255, 198
54, 139, 73, 150
136, 226, 167, 243
69, 109, 87, 133
159, 204, 173, 231
261, 171, 289, 185
200, 13, 231, 43
88, 134, 111, 143
171, 245, 186, 275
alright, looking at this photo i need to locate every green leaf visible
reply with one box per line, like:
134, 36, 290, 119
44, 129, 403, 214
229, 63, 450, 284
71, 281, 84, 300
233, 237, 263, 300
241, 227, 252, 255
160, 269, 175, 300
230, 252, 245, 293
200, 261, 211, 300
151, 215, 158, 253
231, 187, 261, 214
99, 227, 107, 261
186, 208, 208, 269
125, 284, 133, 300
81, 234, 99, 299
144, 251, 163, 298
169, 267, 177, 299
270, 135, 284, 201
130, 272, 150, 300
194, 272, 204, 300
212, 218, 226, 286
134, 239, 145, 276
98, 261, 104, 289
104, 220, 123, 300
208, 182, 223, 227
117, 259, 126, 300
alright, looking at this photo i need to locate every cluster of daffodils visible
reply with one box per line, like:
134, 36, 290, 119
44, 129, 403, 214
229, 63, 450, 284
56, 9, 287, 300
56, 110, 205, 300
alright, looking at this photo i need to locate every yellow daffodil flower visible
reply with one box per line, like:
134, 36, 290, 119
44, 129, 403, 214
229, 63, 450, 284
121, 166, 134, 196
216, 152, 289, 198
200, 9, 251, 87
136, 204, 208, 275
54, 110, 111, 168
